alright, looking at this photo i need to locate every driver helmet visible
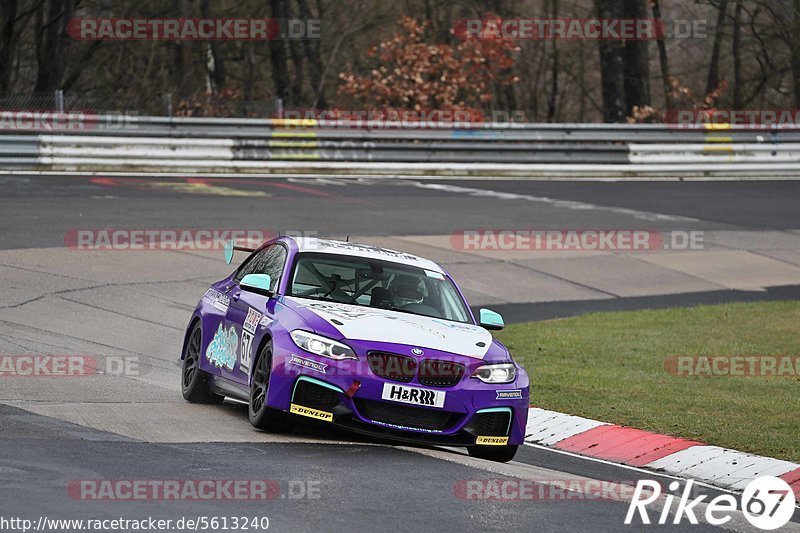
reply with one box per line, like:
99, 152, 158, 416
390, 275, 424, 307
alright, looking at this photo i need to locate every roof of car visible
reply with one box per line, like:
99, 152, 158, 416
287, 237, 445, 274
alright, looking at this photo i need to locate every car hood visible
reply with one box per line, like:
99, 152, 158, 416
284, 297, 494, 359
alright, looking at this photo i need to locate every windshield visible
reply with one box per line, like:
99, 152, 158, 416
288, 253, 471, 323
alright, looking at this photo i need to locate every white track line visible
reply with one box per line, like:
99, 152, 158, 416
5, 169, 800, 181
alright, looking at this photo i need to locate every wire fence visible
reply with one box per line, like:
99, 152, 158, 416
0, 92, 530, 121
0, 91, 283, 117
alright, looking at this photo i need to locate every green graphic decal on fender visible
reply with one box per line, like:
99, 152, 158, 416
206, 324, 238, 371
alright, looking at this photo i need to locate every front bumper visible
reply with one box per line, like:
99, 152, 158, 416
266, 333, 530, 447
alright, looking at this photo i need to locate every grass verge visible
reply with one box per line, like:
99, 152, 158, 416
496, 301, 800, 462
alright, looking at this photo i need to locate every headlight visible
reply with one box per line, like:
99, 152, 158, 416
472, 363, 516, 384
290, 330, 357, 361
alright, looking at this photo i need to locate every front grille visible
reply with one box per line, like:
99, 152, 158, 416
418, 360, 465, 387
468, 411, 512, 437
292, 379, 340, 411
367, 352, 417, 383
354, 399, 460, 431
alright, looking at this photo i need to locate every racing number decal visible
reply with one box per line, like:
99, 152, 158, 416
240, 332, 254, 374
239, 307, 263, 375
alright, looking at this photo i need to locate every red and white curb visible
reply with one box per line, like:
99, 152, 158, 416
525, 407, 800, 498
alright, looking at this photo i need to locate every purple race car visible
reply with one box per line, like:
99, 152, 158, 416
180, 236, 529, 462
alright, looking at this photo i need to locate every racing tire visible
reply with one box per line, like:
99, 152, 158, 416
467, 444, 518, 463
249, 340, 294, 432
181, 322, 225, 404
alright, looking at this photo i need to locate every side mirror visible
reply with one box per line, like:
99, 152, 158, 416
240, 274, 273, 297
479, 308, 504, 331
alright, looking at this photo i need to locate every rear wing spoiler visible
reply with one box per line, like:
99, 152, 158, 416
224, 239, 257, 265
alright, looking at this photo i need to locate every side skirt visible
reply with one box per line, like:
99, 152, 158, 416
210, 377, 250, 402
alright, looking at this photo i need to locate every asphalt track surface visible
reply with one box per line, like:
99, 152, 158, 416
1, 175, 798, 532
3, 177, 799, 252
3, 174, 800, 318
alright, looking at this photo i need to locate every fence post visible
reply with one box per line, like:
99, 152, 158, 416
163, 93, 173, 117
54, 89, 64, 113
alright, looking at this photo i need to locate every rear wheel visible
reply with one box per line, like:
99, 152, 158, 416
181, 322, 224, 404
468, 445, 518, 463
249, 340, 293, 432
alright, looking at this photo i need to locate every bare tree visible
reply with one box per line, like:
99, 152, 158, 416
794, 0, 800, 107
33, 0, 76, 91
651, 0, 672, 110
623, 0, 650, 113
705, 0, 728, 100
171, 0, 194, 98
596, 0, 626, 121
731, 0, 743, 108
297, 0, 326, 107
545, 0, 559, 121
201, 0, 226, 94
0, 0, 21, 92
269, 0, 290, 105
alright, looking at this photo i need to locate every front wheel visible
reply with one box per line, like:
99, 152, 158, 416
249, 340, 293, 432
468, 444, 518, 463
181, 322, 224, 404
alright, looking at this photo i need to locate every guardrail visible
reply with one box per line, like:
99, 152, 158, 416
1, 114, 800, 177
